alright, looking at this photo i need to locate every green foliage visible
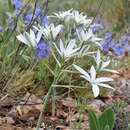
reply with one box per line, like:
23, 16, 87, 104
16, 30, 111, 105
98, 108, 115, 130
88, 108, 115, 130
88, 109, 100, 130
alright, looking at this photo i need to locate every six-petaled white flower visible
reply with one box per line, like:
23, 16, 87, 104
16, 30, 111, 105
76, 29, 102, 48
73, 64, 115, 97
54, 39, 80, 60
94, 50, 119, 73
50, 9, 92, 26
71, 10, 92, 26
50, 9, 73, 22
16, 29, 42, 47
34, 24, 63, 40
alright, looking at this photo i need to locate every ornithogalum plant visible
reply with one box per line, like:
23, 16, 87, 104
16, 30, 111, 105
16, 9, 118, 130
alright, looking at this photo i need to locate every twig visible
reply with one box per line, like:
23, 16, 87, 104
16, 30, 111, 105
91, 0, 104, 24
4, 0, 32, 44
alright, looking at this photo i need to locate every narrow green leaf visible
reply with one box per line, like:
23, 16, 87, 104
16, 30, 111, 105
98, 108, 115, 130
52, 84, 88, 88
88, 109, 100, 130
8, 0, 13, 11
104, 125, 110, 130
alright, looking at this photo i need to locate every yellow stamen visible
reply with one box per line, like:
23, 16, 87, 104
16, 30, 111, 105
22, 0, 29, 3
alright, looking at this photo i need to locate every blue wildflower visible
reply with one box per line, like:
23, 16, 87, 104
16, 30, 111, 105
102, 32, 130, 56
119, 35, 127, 43
0, 25, 4, 31
35, 42, 51, 60
92, 24, 104, 33
102, 37, 115, 52
104, 32, 113, 40
24, 14, 33, 24
41, 16, 50, 26
35, 8, 42, 17
13, 0, 25, 10
113, 44, 125, 56
23, 7, 48, 26
5, 18, 14, 30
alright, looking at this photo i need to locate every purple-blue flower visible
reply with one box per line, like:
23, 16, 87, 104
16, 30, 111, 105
102, 38, 115, 52
104, 32, 113, 40
24, 14, 33, 24
0, 25, 4, 31
13, 0, 25, 10
41, 16, 50, 26
113, 44, 125, 56
102, 32, 130, 56
119, 35, 127, 43
35, 42, 51, 60
23, 7, 50, 26
35, 8, 42, 17
5, 18, 14, 30
92, 24, 104, 32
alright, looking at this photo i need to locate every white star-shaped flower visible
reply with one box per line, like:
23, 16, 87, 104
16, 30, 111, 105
73, 64, 115, 97
71, 10, 92, 26
76, 29, 102, 48
16, 29, 42, 47
54, 39, 80, 60
94, 50, 119, 73
34, 24, 63, 40
50, 9, 73, 21
50, 9, 92, 26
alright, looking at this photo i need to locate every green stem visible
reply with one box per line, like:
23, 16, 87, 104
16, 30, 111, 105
36, 66, 62, 130
36, 86, 52, 130
52, 87, 56, 116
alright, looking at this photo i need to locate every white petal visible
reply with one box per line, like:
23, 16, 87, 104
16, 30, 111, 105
96, 77, 113, 83
102, 68, 119, 73
101, 61, 110, 69
30, 29, 35, 40
68, 48, 80, 55
16, 34, 29, 46
60, 39, 65, 53
80, 75, 90, 82
73, 64, 90, 79
66, 40, 76, 51
90, 66, 96, 81
94, 41, 102, 48
36, 31, 42, 43
96, 50, 101, 67
92, 84, 100, 97
98, 83, 115, 90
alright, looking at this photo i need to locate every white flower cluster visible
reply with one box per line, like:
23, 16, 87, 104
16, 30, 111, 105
16, 9, 118, 97
50, 9, 92, 26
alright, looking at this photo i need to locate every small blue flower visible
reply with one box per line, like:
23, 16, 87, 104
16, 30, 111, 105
5, 18, 14, 30
92, 24, 104, 32
35, 42, 51, 60
104, 32, 113, 40
16, 11, 20, 16
102, 38, 115, 53
0, 25, 4, 31
24, 14, 33, 24
108, 38, 115, 48
119, 35, 127, 43
114, 47, 125, 56
35, 8, 42, 17
41, 16, 50, 26
23, 7, 49, 26
13, 0, 25, 10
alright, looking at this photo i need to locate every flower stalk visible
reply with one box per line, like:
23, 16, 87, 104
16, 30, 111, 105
36, 65, 63, 130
